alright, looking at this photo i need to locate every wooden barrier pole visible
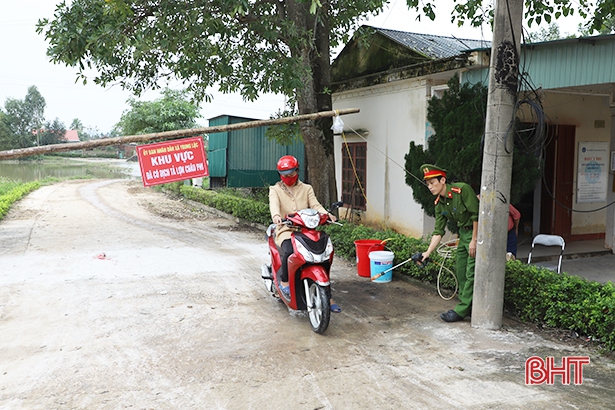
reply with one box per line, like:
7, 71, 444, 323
0, 108, 360, 160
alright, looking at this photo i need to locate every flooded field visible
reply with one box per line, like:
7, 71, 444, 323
0, 157, 141, 182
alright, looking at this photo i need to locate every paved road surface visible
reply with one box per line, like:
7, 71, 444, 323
0, 179, 613, 409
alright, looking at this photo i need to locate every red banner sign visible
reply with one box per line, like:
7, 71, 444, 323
137, 136, 208, 187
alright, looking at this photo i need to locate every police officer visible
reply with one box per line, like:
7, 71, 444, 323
419, 164, 479, 322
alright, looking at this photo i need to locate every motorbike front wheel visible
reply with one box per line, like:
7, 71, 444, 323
307, 281, 330, 334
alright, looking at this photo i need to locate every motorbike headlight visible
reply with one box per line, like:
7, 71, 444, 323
324, 238, 333, 259
295, 240, 314, 263
298, 209, 320, 229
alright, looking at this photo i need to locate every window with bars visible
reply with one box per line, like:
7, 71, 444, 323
341, 142, 367, 210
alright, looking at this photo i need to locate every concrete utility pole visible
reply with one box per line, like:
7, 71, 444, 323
472, 0, 524, 329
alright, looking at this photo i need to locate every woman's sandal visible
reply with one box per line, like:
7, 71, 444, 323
330, 303, 341, 313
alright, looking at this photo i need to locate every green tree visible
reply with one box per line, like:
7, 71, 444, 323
443, 0, 614, 33
25, 86, 47, 134
265, 108, 302, 145
36, 0, 395, 205
579, 15, 615, 35
2, 86, 46, 148
39, 118, 67, 146
70, 118, 107, 140
70, 118, 83, 131
35, 0, 613, 204
0, 111, 12, 151
525, 23, 566, 42
115, 89, 201, 135
404, 76, 541, 220
75, 122, 106, 140
69, 118, 90, 141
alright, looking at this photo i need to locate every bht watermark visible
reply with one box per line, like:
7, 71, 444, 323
525, 356, 590, 385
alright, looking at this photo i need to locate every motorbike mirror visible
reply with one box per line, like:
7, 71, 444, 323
330, 201, 343, 211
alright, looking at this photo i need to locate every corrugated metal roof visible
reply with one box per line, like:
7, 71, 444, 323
463, 35, 615, 91
523, 38, 615, 89
373, 26, 491, 59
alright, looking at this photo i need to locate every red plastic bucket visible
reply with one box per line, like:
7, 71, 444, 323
354, 239, 385, 277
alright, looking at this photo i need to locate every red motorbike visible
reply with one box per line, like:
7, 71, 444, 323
261, 203, 342, 334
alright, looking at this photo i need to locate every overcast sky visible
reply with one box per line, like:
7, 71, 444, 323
0, 1, 585, 134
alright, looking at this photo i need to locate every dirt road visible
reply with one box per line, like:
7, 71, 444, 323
0, 179, 613, 409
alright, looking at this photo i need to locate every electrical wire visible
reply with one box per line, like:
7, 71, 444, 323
515, 12, 615, 215
335, 4, 610, 226
541, 173, 615, 213
341, 125, 426, 186
341, 132, 369, 202
338, 123, 431, 231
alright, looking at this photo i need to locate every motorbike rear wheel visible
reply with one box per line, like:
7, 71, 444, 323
307, 281, 330, 334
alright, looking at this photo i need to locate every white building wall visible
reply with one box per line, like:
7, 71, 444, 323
541, 91, 611, 236
333, 77, 437, 238
607, 105, 615, 250
332, 61, 613, 242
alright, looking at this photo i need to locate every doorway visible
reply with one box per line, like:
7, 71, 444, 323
540, 124, 575, 241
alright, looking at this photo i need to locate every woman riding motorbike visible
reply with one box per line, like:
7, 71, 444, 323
268, 155, 340, 312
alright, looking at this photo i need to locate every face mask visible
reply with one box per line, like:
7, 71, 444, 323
281, 174, 298, 186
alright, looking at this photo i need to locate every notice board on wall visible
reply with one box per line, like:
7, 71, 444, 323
577, 141, 608, 203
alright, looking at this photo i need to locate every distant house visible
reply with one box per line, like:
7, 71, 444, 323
207, 115, 305, 188
63, 129, 80, 142
32, 128, 80, 144
119, 143, 137, 159
332, 25, 615, 251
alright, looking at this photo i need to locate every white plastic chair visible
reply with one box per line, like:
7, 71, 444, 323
527, 234, 566, 274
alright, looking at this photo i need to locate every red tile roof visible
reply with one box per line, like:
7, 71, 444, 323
64, 129, 79, 142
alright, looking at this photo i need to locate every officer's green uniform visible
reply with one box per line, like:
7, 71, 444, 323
432, 182, 479, 318
421, 164, 479, 318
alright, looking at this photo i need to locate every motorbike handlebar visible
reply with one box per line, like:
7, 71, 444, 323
280, 211, 336, 226
280, 218, 339, 227
328, 201, 344, 214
